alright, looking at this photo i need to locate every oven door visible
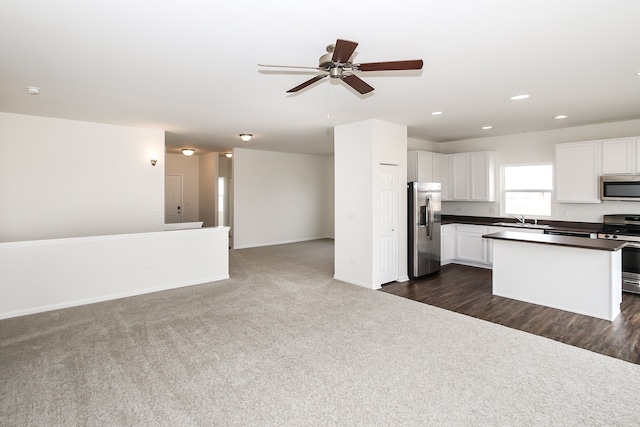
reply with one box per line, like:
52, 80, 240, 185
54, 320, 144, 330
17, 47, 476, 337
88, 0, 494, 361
622, 243, 640, 293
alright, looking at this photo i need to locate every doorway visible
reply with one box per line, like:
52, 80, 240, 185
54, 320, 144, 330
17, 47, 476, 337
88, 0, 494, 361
379, 164, 399, 284
165, 174, 183, 223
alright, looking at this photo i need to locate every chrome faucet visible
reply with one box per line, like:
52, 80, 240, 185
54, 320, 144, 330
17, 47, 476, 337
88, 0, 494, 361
510, 214, 526, 224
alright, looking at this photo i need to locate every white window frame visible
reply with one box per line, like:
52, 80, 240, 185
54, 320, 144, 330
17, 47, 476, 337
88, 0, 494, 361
501, 163, 553, 218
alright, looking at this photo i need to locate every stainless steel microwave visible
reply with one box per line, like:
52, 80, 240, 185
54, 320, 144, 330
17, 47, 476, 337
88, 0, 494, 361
601, 175, 640, 201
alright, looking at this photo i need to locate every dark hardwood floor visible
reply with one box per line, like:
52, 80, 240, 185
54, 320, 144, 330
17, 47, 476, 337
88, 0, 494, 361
380, 263, 640, 365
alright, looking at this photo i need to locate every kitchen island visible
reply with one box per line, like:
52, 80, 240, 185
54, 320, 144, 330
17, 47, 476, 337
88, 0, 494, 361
483, 231, 626, 321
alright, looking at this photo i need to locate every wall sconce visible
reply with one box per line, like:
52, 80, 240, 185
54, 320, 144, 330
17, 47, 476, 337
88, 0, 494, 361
225, 152, 233, 158
182, 148, 195, 156
150, 159, 158, 166
239, 134, 252, 142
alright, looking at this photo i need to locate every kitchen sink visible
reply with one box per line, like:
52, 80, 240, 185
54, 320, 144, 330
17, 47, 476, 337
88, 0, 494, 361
492, 222, 552, 229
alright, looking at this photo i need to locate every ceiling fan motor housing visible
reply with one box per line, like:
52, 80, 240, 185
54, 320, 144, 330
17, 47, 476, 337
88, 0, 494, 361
330, 67, 344, 78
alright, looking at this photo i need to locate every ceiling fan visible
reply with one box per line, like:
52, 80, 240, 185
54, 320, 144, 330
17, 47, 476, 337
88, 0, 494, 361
258, 39, 423, 95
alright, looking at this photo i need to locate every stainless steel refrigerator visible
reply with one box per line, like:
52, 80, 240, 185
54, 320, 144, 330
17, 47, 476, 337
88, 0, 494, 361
408, 182, 441, 278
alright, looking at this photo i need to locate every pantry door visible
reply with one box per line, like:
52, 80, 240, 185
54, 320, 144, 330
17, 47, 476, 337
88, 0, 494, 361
379, 164, 399, 284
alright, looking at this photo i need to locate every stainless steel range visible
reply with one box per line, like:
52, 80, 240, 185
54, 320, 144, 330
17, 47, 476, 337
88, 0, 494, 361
599, 214, 640, 293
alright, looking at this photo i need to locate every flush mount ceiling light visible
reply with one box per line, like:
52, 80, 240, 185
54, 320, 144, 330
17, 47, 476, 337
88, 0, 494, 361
430, 111, 444, 116
225, 153, 233, 158
510, 94, 530, 100
182, 148, 195, 156
554, 115, 568, 119
482, 126, 493, 130
239, 134, 252, 142
26, 86, 41, 95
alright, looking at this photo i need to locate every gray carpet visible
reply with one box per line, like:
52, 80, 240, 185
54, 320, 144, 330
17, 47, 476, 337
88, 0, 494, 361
2, 238, 640, 426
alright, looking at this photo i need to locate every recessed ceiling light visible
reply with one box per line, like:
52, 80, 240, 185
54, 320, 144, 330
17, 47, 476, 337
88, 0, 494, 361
510, 94, 530, 100
26, 86, 40, 95
482, 126, 493, 130
554, 115, 568, 119
431, 111, 443, 116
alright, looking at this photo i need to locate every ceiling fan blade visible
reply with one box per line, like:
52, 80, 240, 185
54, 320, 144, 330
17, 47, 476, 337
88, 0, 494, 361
258, 64, 323, 70
356, 59, 424, 72
286, 75, 328, 93
342, 74, 374, 94
332, 39, 358, 63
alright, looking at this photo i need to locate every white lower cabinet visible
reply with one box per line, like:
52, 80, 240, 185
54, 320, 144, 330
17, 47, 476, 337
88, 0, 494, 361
441, 224, 456, 265
446, 223, 543, 268
455, 225, 488, 264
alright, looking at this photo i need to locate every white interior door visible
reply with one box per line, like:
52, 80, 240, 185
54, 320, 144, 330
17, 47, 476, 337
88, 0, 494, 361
165, 175, 183, 223
379, 164, 399, 284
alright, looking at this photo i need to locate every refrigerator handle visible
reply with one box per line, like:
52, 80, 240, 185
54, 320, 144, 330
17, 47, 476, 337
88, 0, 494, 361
419, 206, 427, 227
426, 194, 434, 240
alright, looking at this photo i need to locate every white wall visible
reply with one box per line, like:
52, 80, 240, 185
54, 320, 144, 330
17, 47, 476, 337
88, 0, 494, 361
199, 152, 219, 227
218, 154, 233, 228
408, 137, 439, 152
0, 112, 165, 242
438, 118, 640, 222
232, 148, 334, 249
334, 119, 408, 289
165, 153, 200, 222
0, 227, 229, 319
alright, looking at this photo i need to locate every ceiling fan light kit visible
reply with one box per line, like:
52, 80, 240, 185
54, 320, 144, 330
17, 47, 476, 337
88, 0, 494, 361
259, 38, 423, 95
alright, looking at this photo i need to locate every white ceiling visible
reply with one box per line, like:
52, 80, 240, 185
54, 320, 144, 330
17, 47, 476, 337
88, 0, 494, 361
2, 1, 640, 156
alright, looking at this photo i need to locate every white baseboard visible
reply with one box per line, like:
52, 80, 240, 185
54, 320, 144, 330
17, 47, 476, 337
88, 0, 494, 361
0, 275, 229, 320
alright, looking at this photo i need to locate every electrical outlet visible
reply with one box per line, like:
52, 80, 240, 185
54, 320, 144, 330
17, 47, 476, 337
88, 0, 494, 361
456, 207, 463, 212
489, 207, 496, 214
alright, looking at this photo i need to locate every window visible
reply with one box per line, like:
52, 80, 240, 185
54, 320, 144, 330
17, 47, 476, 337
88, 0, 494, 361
502, 164, 552, 216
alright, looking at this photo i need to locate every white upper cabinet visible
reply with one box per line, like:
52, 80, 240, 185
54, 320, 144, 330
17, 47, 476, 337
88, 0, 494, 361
555, 140, 601, 203
432, 153, 445, 185
447, 151, 495, 202
602, 138, 635, 174
407, 150, 445, 183
469, 151, 495, 201
449, 153, 470, 200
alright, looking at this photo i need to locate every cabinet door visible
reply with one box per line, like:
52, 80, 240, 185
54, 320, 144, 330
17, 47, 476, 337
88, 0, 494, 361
441, 224, 456, 264
450, 154, 470, 200
470, 152, 495, 201
417, 151, 434, 182
408, 150, 439, 183
602, 138, 634, 174
455, 225, 487, 263
555, 141, 601, 203
432, 153, 445, 185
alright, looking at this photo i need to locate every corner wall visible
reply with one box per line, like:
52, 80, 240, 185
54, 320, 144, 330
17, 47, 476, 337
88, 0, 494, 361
334, 119, 408, 289
232, 148, 334, 249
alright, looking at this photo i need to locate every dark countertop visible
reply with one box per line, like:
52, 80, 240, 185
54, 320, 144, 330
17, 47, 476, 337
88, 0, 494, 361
442, 214, 602, 233
483, 230, 626, 251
